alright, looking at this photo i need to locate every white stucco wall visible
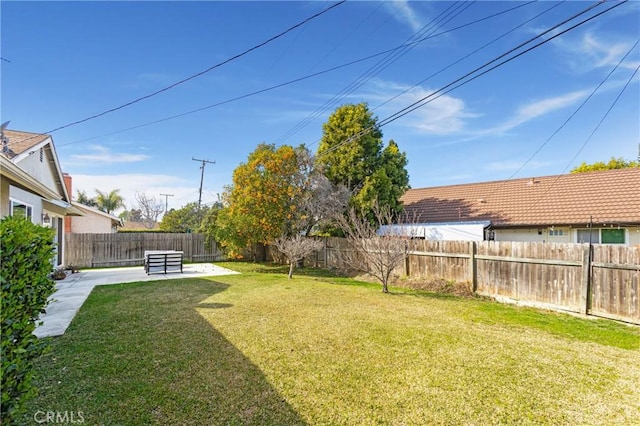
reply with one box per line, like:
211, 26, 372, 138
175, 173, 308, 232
71, 214, 116, 233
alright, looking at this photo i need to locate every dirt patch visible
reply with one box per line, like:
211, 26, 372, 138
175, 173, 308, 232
395, 277, 474, 297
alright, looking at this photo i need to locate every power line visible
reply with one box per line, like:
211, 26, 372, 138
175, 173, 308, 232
274, 0, 476, 145
370, 0, 562, 115
318, 0, 619, 158
54, 1, 539, 149
506, 36, 640, 181
8, 0, 346, 146
519, 58, 640, 216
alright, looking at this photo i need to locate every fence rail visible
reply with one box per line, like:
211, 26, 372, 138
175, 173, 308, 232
316, 238, 639, 324
64, 233, 224, 268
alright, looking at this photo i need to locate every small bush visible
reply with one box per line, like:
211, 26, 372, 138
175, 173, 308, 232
1, 216, 56, 423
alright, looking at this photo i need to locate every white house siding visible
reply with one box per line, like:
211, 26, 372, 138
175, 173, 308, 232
495, 226, 638, 246
494, 228, 547, 243
71, 215, 116, 233
14, 147, 57, 190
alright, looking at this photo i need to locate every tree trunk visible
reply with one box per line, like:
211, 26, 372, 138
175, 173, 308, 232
288, 262, 294, 279
382, 279, 389, 293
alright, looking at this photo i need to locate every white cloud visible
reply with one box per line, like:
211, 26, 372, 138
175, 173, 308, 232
70, 173, 197, 211
383, 1, 424, 33
69, 145, 149, 164
483, 89, 589, 135
579, 32, 639, 71
360, 79, 477, 135
556, 32, 640, 73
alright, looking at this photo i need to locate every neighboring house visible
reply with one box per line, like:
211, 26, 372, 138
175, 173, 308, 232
119, 221, 161, 231
397, 168, 640, 246
68, 202, 123, 233
62, 173, 122, 233
0, 128, 83, 266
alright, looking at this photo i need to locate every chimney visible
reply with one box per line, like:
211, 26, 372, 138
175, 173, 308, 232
63, 173, 73, 234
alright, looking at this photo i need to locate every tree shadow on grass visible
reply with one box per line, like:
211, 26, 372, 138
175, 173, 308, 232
24, 278, 306, 425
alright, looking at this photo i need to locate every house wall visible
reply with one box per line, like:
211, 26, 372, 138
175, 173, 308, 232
72, 214, 116, 233
15, 148, 57, 191
0, 177, 10, 217
495, 226, 638, 246
9, 185, 44, 225
495, 228, 546, 243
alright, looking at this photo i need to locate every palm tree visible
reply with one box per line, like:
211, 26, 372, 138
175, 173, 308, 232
95, 189, 125, 214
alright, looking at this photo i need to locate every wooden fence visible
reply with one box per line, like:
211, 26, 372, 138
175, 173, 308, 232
64, 233, 224, 268
63, 234, 639, 324
315, 238, 640, 324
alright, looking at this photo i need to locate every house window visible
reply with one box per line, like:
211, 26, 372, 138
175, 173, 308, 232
549, 229, 565, 236
10, 200, 33, 220
577, 229, 599, 244
601, 229, 625, 244
40, 147, 44, 162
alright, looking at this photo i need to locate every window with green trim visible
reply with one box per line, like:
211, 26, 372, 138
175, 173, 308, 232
601, 229, 625, 244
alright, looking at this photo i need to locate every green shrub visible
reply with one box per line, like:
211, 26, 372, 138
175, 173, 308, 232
1, 216, 56, 423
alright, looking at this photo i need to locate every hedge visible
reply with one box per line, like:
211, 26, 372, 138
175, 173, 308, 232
1, 216, 56, 423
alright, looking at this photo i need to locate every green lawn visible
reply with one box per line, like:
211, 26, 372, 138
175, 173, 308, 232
24, 262, 640, 425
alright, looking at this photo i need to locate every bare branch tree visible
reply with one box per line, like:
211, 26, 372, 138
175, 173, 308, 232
335, 204, 411, 293
134, 192, 164, 229
273, 235, 324, 279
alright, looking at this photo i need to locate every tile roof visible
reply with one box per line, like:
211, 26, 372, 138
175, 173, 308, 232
400, 168, 640, 227
1, 129, 51, 159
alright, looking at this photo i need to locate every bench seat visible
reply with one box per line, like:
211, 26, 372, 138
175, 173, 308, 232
144, 251, 184, 275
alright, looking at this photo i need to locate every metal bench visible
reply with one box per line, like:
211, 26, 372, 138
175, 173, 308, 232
144, 250, 184, 275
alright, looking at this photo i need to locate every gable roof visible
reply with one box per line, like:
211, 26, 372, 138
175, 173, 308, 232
401, 168, 640, 227
1, 128, 73, 206
1, 129, 50, 159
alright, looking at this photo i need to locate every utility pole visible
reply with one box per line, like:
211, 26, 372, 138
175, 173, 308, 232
192, 157, 215, 209
160, 193, 174, 212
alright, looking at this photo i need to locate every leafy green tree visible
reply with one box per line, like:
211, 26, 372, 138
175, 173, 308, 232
213, 143, 303, 257
160, 202, 209, 233
571, 157, 639, 173
75, 190, 97, 208
316, 103, 409, 223
119, 209, 142, 223
94, 189, 125, 214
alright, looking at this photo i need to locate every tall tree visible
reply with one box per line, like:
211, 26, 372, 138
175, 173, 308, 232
316, 103, 409, 223
94, 189, 125, 214
571, 157, 639, 173
134, 192, 164, 229
160, 202, 209, 233
214, 143, 304, 257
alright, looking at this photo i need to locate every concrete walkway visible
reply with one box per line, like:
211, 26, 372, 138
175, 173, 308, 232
34, 263, 239, 338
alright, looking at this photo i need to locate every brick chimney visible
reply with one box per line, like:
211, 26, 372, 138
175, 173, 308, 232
63, 173, 73, 233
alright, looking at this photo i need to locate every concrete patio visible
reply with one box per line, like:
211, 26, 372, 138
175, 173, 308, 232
34, 263, 239, 338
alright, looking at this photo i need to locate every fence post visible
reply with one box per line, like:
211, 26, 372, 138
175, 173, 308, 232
469, 241, 477, 292
403, 240, 409, 277
580, 244, 591, 315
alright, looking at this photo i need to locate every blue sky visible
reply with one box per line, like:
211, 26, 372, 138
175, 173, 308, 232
2, 1, 639, 212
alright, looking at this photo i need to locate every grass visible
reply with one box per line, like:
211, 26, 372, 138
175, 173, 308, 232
23, 262, 640, 425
